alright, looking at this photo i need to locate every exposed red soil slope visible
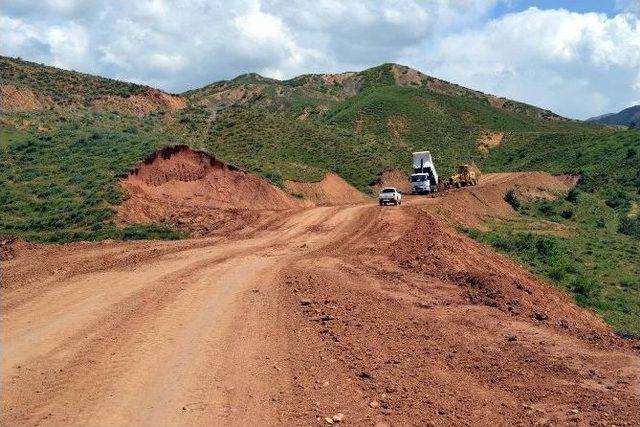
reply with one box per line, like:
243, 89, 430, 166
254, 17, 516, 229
0, 84, 54, 112
117, 146, 301, 233
284, 173, 369, 206
92, 89, 187, 115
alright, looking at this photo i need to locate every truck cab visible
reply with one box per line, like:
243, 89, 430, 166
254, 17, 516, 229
410, 151, 438, 194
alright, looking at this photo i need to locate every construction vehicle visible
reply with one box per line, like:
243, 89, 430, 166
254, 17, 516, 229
448, 163, 481, 188
410, 151, 438, 194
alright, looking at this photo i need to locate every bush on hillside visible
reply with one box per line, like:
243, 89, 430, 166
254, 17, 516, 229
618, 216, 640, 238
560, 210, 574, 219
504, 189, 520, 210
566, 188, 580, 203
605, 189, 630, 209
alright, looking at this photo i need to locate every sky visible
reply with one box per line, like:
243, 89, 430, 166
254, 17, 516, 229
2, 0, 639, 119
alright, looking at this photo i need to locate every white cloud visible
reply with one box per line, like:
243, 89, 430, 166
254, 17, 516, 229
419, 8, 640, 118
616, 0, 640, 15
1, 1, 639, 118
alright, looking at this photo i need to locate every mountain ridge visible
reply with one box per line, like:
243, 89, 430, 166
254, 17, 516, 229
588, 105, 640, 129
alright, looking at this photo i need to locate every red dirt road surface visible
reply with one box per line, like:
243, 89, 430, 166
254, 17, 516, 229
2, 173, 639, 426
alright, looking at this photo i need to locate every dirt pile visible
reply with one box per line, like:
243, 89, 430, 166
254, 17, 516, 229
0, 84, 54, 112
117, 146, 301, 230
477, 131, 504, 153
371, 170, 411, 194
432, 172, 576, 228
392, 208, 612, 337
284, 173, 368, 206
0, 235, 37, 261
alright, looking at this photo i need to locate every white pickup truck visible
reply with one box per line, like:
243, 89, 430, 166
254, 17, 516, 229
378, 187, 402, 206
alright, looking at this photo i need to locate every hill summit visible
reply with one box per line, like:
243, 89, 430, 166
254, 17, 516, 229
588, 105, 640, 129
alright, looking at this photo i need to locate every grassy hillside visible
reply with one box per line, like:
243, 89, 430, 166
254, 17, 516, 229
0, 110, 183, 242
177, 64, 603, 191
0, 56, 150, 107
467, 130, 640, 336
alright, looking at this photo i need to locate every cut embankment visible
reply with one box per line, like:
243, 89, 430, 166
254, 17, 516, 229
117, 146, 302, 235
284, 173, 368, 206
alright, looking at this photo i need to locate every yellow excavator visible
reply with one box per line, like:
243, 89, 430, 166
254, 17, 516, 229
449, 163, 481, 187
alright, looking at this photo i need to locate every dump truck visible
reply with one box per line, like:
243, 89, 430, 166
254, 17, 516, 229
410, 151, 438, 194
449, 163, 481, 187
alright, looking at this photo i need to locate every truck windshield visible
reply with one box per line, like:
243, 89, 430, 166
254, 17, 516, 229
410, 175, 427, 182
381, 188, 395, 193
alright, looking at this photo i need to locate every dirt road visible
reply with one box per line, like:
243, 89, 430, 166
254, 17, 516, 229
2, 175, 639, 426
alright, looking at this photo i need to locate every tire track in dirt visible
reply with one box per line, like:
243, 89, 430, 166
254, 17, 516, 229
1, 204, 370, 426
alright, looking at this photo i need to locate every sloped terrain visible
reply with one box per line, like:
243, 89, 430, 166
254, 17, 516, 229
284, 173, 368, 206
117, 146, 302, 236
0, 56, 187, 114
430, 172, 577, 228
2, 180, 638, 426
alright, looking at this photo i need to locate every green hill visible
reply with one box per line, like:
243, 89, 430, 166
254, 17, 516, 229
588, 105, 640, 130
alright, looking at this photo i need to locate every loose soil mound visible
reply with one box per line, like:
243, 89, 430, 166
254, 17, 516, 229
93, 89, 187, 115
0, 235, 37, 261
477, 131, 504, 153
371, 170, 411, 194
284, 173, 368, 206
432, 172, 575, 229
274, 204, 638, 425
117, 146, 301, 229
0, 84, 54, 112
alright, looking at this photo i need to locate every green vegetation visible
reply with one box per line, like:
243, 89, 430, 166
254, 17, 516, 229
0, 110, 184, 242
1, 56, 149, 106
463, 190, 640, 337
465, 130, 640, 337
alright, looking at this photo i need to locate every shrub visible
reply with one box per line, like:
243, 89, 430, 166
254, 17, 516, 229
504, 189, 520, 210
571, 278, 601, 298
618, 217, 640, 238
605, 189, 629, 209
560, 210, 574, 219
565, 188, 579, 203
